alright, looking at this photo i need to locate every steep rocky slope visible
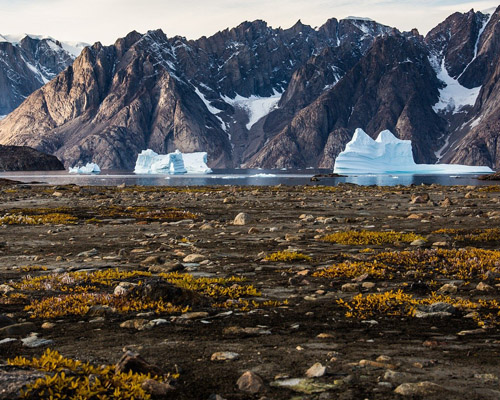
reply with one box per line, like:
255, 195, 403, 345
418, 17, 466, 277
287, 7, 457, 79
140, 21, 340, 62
0, 145, 64, 171
0, 35, 86, 116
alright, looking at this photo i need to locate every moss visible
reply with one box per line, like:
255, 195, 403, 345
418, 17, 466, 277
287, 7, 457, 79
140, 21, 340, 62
8, 349, 173, 400
321, 230, 424, 245
265, 251, 312, 262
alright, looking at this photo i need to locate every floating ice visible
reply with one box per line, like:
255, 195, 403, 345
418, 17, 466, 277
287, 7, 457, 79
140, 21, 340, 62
333, 128, 493, 174
134, 149, 212, 174
68, 163, 101, 174
182, 152, 212, 173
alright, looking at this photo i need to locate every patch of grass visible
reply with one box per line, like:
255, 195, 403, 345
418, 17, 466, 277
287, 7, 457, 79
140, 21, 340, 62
8, 349, 172, 400
265, 251, 312, 262
320, 230, 424, 245
313, 261, 393, 279
0, 213, 77, 225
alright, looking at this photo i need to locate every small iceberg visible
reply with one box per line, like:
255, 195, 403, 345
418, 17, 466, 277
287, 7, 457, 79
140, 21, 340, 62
333, 128, 493, 175
134, 149, 212, 174
68, 162, 101, 174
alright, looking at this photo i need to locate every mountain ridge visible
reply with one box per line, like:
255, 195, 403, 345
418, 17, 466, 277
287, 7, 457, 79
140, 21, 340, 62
0, 8, 499, 170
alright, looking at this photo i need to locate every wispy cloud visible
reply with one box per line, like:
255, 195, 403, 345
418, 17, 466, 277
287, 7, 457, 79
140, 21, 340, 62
0, 0, 497, 44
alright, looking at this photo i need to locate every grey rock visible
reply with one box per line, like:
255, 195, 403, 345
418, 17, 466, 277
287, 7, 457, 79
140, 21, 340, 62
237, 371, 264, 394
0, 322, 36, 338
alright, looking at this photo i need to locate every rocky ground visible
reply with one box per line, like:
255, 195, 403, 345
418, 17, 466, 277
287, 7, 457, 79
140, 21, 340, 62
1, 181, 500, 399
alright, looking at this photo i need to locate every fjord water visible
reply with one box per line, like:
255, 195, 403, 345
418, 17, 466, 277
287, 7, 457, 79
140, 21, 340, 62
0, 169, 496, 187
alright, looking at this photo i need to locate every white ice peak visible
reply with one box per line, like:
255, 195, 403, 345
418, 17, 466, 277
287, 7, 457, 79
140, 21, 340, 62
333, 128, 493, 174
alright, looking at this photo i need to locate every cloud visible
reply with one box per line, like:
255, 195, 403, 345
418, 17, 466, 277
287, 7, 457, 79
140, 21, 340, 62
0, 0, 497, 44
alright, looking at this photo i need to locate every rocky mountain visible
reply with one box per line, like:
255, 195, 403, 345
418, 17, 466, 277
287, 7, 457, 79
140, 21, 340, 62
0, 145, 64, 171
0, 34, 87, 116
0, 8, 499, 170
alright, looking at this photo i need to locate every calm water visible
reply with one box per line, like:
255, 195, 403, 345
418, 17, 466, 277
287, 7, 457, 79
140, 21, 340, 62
0, 169, 497, 187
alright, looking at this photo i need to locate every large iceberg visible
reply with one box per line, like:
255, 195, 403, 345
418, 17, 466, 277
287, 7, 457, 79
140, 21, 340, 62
68, 163, 101, 174
333, 128, 493, 174
134, 149, 212, 174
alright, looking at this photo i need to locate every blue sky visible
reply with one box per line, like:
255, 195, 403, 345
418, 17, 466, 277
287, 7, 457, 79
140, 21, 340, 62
0, 0, 497, 44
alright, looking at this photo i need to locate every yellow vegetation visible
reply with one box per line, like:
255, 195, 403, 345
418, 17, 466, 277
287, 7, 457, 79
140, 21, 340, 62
313, 261, 393, 279
0, 213, 77, 225
321, 230, 424, 245
8, 349, 170, 400
265, 251, 312, 262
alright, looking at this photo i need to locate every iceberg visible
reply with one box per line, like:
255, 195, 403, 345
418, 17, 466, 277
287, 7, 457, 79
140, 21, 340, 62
68, 163, 101, 174
333, 128, 493, 175
134, 149, 212, 174
181, 152, 212, 173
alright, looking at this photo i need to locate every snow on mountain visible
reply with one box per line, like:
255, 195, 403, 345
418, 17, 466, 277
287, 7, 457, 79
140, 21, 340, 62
333, 128, 493, 174
431, 57, 481, 114
222, 90, 282, 130
0, 34, 88, 56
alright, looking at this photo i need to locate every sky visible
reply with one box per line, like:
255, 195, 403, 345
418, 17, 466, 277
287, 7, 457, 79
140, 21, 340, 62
0, 0, 498, 45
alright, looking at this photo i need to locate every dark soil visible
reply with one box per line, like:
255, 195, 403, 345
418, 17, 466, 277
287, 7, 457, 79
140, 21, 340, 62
1, 183, 500, 399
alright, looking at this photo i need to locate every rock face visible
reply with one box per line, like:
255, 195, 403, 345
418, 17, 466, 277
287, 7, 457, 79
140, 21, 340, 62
0, 8, 499, 169
0, 145, 64, 171
0, 35, 85, 116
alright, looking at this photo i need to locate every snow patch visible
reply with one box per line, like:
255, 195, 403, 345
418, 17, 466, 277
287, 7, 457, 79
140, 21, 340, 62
432, 57, 481, 114
193, 86, 227, 132
69, 163, 101, 174
222, 90, 282, 130
333, 128, 493, 174
134, 149, 212, 174
344, 16, 375, 21
0, 33, 87, 57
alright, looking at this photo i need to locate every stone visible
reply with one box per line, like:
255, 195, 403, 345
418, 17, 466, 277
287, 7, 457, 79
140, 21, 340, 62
21, 336, 54, 348
114, 282, 138, 296
305, 362, 326, 378
140, 255, 164, 266
438, 283, 457, 294
0, 284, 14, 294
41, 322, 55, 329
120, 319, 150, 330
361, 282, 375, 289
237, 371, 264, 394
0, 322, 36, 338
394, 381, 446, 396
476, 282, 493, 292
341, 283, 359, 292
115, 351, 163, 376
77, 248, 98, 258
183, 254, 206, 263
410, 194, 430, 204
410, 239, 426, 246
175, 312, 209, 320
233, 213, 250, 225
420, 302, 457, 314
211, 351, 240, 361
141, 379, 175, 396
440, 197, 452, 207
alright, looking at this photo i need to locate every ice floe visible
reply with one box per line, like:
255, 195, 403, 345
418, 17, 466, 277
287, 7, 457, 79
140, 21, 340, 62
69, 163, 101, 174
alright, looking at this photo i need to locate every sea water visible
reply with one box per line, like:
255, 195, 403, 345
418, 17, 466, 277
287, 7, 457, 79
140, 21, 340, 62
0, 169, 497, 187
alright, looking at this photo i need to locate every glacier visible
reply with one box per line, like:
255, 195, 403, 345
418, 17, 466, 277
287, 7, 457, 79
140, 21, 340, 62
68, 163, 101, 174
134, 149, 212, 174
333, 128, 493, 174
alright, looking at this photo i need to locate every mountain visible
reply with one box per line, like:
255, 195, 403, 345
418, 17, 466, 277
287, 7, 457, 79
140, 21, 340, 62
0, 8, 499, 170
0, 34, 87, 116
0, 145, 64, 171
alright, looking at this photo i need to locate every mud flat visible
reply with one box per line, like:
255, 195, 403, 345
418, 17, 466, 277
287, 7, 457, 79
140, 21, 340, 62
1, 182, 500, 399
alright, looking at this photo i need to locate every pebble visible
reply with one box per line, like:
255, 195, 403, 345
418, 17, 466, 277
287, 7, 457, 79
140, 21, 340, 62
438, 283, 457, 294
183, 254, 206, 263
305, 362, 326, 378
77, 248, 98, 258
233, 213, 250, 225
210, 351, 240, 361
394, 381, 445, 396
237, 371, 264, 393
41, 322, 55, 329
341, 283, 359, 292
21, 336, 54, 348
175, 312, 209, 320
410, 239, 426, 246
476, 281, 493, 292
